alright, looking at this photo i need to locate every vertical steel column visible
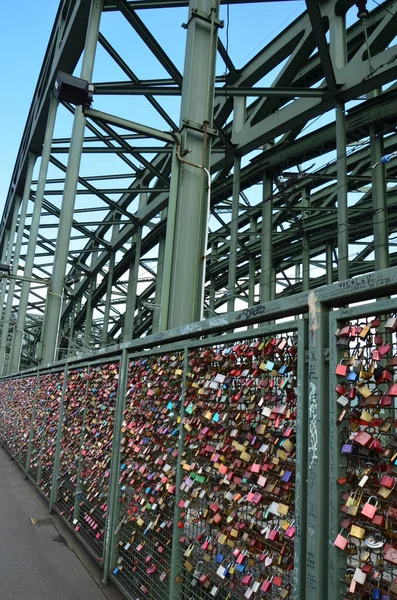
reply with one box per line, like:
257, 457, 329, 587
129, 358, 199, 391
152, 215, 166, 333
227, 157, 240, 313
102, 348, 129, 582
67, 300, 76, 354
0, 230, 10, 316
335, 102, 349, 281
0, 153, 36, 375
0, 228, 10, 343
326, 242, 333, 285
260, 172, 273, 303
295, 264, 300, 287
9, 97, 58, 373
123, 195, 145, 342
73, 310, 81, 351
0, 230, 10, 272
305, 294, 329, 599
331, 10, 348, 285
84, 247, 98, 349
227, 98, 244, 313
84, 285, 95, 349
302, 187, 310, 291
169, 349, 188, 600
5, 198, 20, 262
0, 199, 19, 321
328, 312, 345, 599
208, 242, 217, 315
248, 214, 256, 329
248, 216, 257, 309
49, 363, 69, 511
158, 148, 180, 332
102, 221, 118, 347
271, 266, 276, 300
161, 0, 220, 329
294, 318, 308, 600
330, 10, 347, 71
370, 122, 389, 271
41, 0, 104, 365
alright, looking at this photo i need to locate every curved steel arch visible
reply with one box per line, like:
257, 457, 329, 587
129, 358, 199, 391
1, 0, 397, 372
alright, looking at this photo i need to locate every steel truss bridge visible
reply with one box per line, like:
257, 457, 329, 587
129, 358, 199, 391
1, 0, 397, 372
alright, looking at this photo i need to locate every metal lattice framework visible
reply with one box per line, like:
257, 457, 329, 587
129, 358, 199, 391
1, 0, 397, 373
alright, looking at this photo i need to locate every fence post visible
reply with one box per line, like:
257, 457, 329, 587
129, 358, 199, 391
168, 348, 188, 600
24, 371, 40, 477
73, 366, 90, 522
50, 363, 69, 512
305, 294, 330, 600
37, 417, 48, 485
102, 348, 129, 583
328, 311, 346, 598
294, 318, 308, 600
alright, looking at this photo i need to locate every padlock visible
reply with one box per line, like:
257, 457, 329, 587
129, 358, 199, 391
261, 576, 273, 592
334, 529, 348, 550
351, 524, 365, 540
372, 582, 381, 599
361, 496, 379, 520
385, 316, 397, 331
216, 560, 228, 579
191, 561, 203, 586
285, 520, 295, 538
353, 567, 367, 585
335, 359, 348, 376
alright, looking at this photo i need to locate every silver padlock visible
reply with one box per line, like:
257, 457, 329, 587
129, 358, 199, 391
191, 561, 203, 587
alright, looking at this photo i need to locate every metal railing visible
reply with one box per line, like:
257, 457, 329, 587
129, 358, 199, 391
1, 267, 397, 600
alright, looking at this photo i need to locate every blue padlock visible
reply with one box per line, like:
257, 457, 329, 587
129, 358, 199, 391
347, 370, 359, 382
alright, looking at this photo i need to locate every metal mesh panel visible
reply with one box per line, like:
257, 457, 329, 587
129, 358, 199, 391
334, 312, 397, 597
11, 378, 36, 462
178, 336, 297, 600
55, 368, 88, 522
0, 378, 35, 460
37, 373, 64, 496
73, 363, 119, 559
28, 373, 62, 489
111, 352, 184, 598
0, 381, 8, 442
18, 377, 37, 467
0, 331, 299, 599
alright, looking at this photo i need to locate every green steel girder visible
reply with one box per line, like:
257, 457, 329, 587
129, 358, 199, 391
114, 0, 183, 86
98, 33, 178, 130
65, 83, 397, 285
2, 0, 397, 367
103, 0, 302, 8
61, 101, 142, 175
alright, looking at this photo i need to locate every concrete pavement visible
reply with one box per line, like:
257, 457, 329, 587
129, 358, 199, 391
0, 447, 123, 600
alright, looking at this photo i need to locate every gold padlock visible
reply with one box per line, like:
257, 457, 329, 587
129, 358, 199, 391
350, 525, 365, 540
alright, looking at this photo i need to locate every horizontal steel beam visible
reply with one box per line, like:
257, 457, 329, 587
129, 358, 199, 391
93, 81, 328, 98
84, 107, 177, 143
42, 188, 169, 195
104, 0, 287, 10
51, 146, 172, 154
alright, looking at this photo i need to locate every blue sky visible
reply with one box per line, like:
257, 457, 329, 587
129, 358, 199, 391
0, 0, 310, 216
0, 2, 59, 212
